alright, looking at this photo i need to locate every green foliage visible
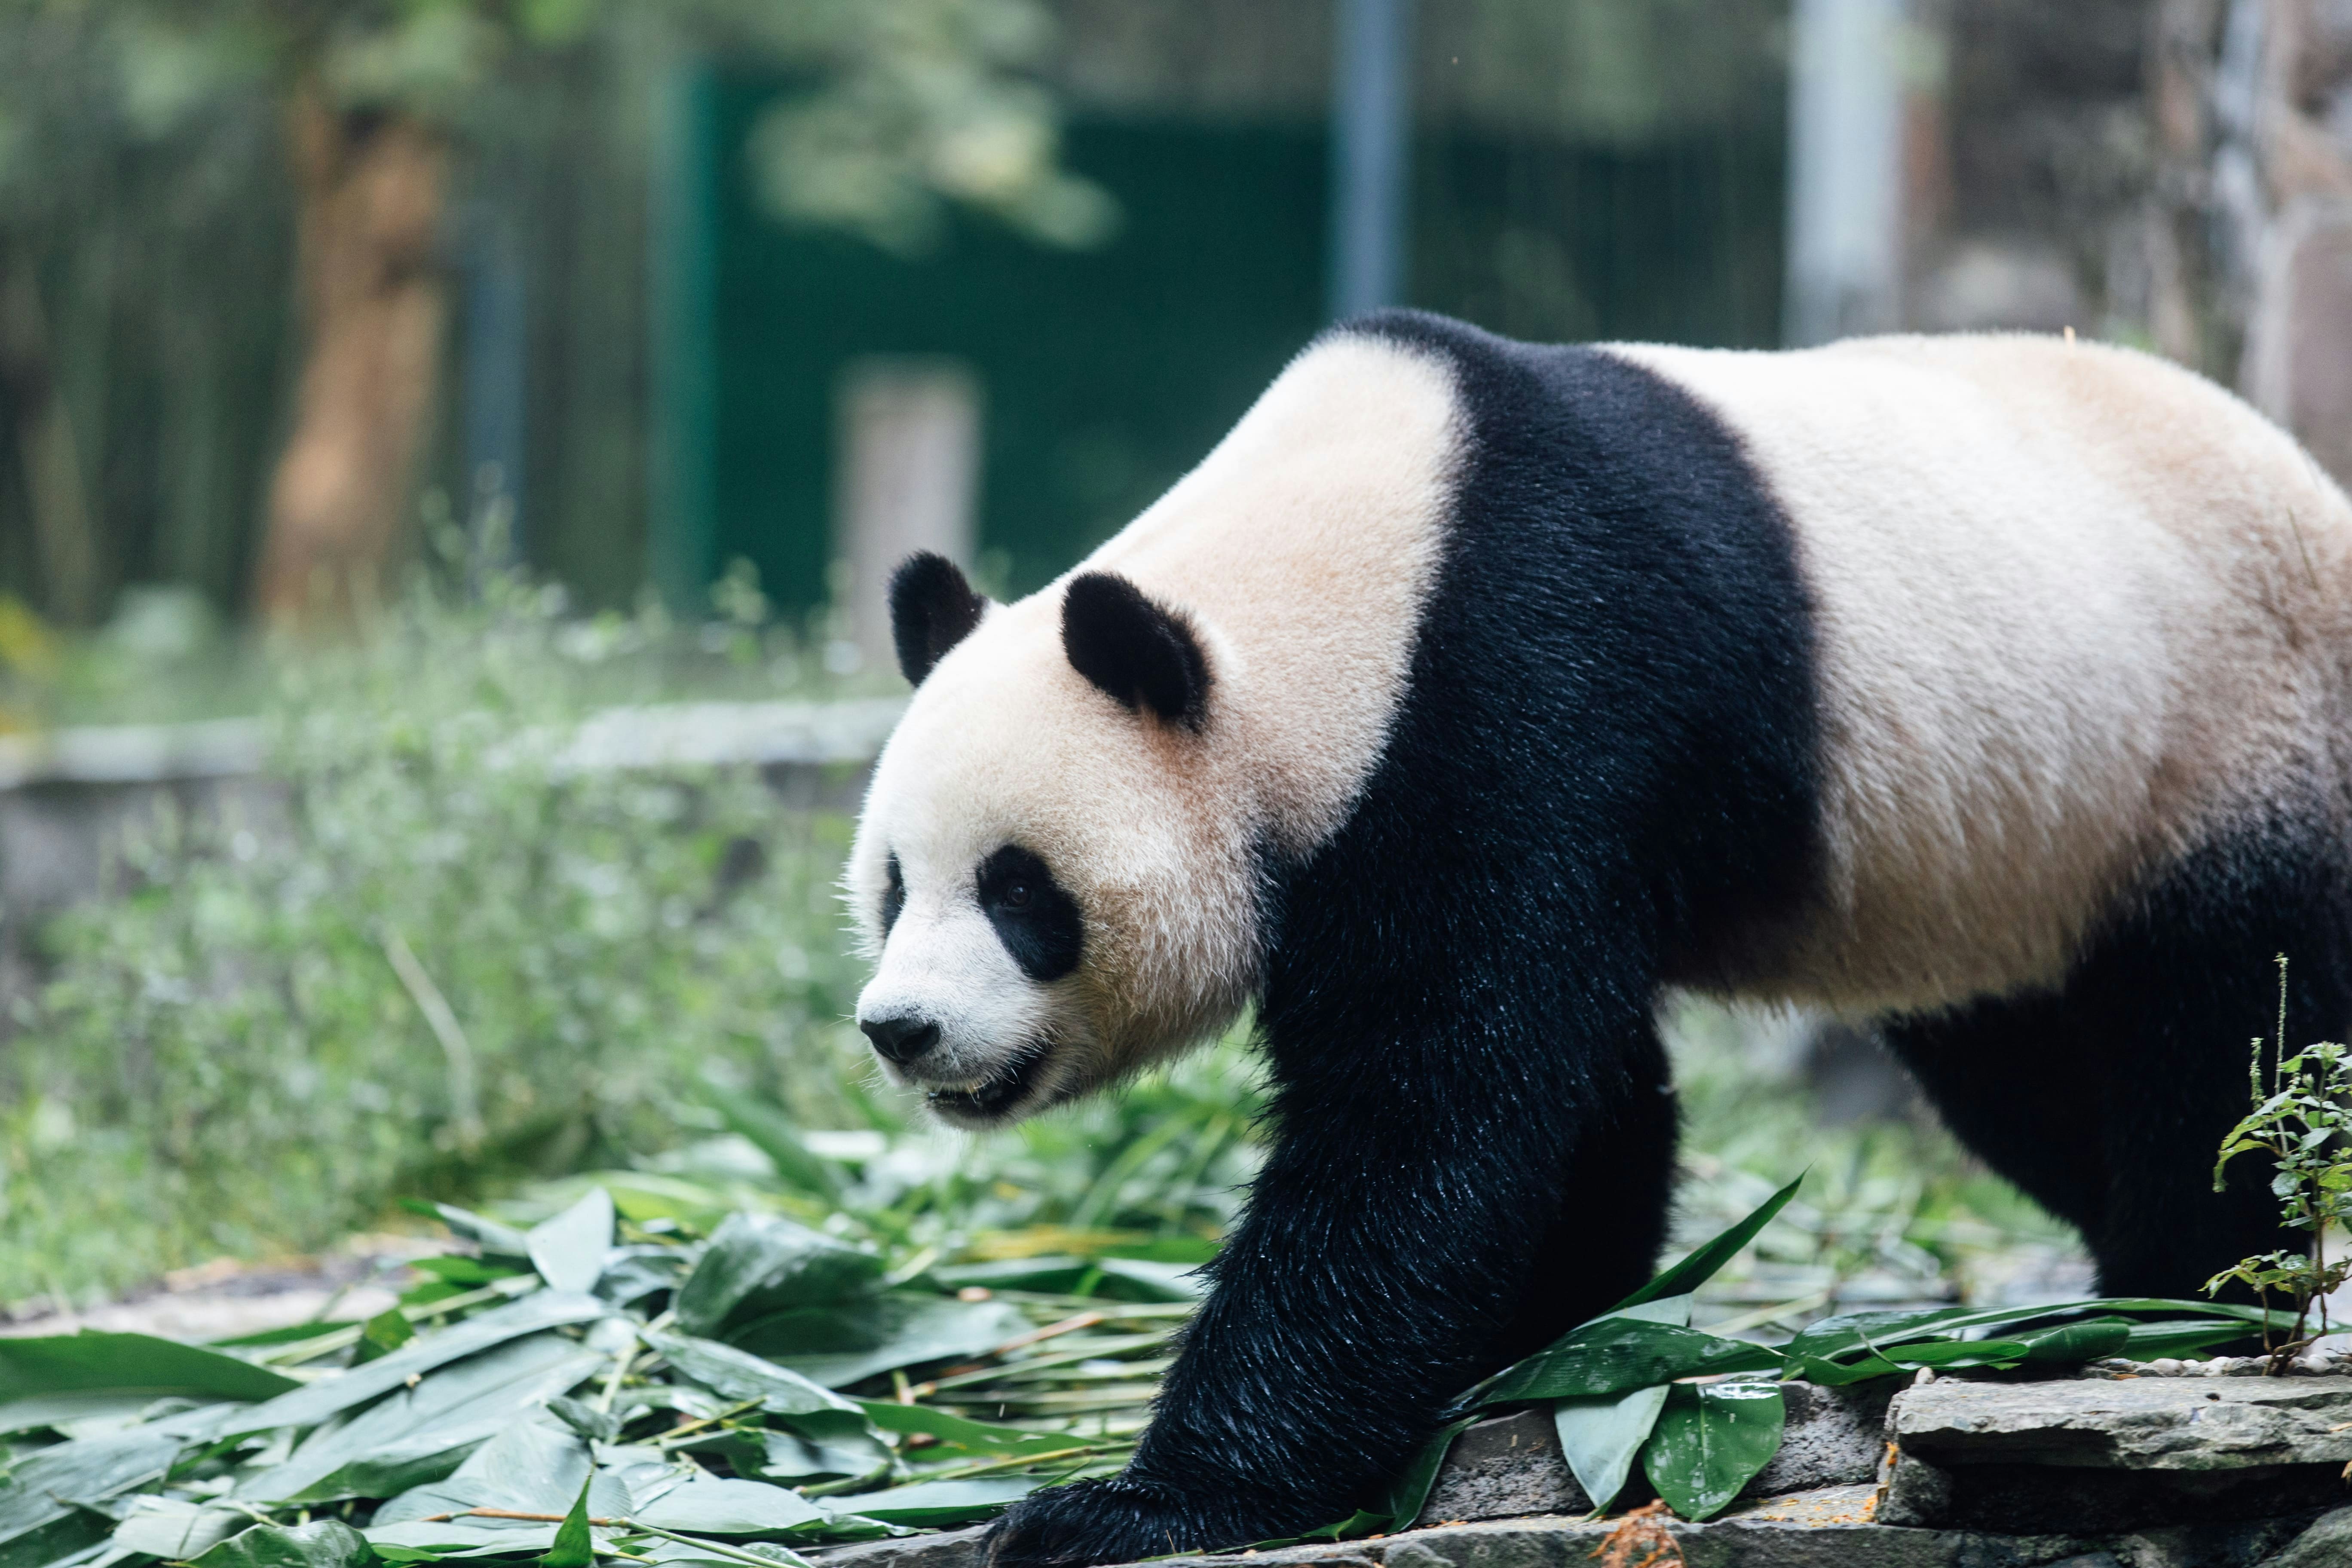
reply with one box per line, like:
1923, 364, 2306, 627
0, 0, 1110, 257
0, 1184, 1172, 1568
0, 566, 872, 1303
2205, 956, 2352, 1355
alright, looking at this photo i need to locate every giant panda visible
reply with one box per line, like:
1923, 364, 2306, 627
847, 310, 2352, 1566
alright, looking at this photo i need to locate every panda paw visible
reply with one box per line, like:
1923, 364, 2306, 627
982, 1477, 1263, 1568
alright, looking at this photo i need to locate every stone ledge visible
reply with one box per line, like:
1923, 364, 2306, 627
1415, 1383, 1893, 1525
1891, 1374, 2352, 1470
807, 1492, 2352, 1568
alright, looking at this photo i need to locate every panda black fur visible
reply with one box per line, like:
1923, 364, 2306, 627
848, 310, 2352, 1565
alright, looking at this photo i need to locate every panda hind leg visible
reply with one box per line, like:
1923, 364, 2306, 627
1879, 988, 2111, 1254
1890, 830, 2352, 1300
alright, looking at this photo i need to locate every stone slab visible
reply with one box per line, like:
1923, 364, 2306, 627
1415, 1383, 1893, 1526
805, 1491, 2338, 1568
1877, 1450, 2352, 1534
1892, 1375, 2352, 1470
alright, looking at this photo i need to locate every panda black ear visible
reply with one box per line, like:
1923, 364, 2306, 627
1061, 571, 1211, 731
888, 553, 989, 686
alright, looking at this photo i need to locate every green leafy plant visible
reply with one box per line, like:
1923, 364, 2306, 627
2205, 955, 2352, 1365
0, 564, 872, 1303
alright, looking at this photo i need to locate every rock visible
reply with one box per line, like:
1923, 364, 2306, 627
1413, 1383, 1893, 1527
1415, 1410, 1589, 1524
1891, 1374, 2352, 1470
2260, 1504, 2352, 1566
805, 1526, 990, 1568
1877, 1449, 2349, 1534
1880, 1376, 2352, 1533
1750, 1381, 1896, 1495
1141, 1487, 2323, 1568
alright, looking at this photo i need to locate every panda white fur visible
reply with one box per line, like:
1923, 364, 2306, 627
848, 311, 2352, 1564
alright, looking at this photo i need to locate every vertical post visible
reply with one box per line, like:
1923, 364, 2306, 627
834, 359, 983, 674
1328, 0, 1415, 321
649, 57, 718, 615
462, 193, 527, 568
1784, 0, 1906, 345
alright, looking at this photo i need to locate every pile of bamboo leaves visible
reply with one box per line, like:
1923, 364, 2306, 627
3, 1175, 2300, 1568
0, 1188, 1194, 1568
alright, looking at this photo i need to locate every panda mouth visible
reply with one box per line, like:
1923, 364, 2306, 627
926, 1044, 1054, 1120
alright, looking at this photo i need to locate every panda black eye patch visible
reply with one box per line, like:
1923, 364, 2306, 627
882, 854, 904, 937
977, 845, 1081, 982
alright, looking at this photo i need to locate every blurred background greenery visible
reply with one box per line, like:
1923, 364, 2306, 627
5, 0, 2331, 1317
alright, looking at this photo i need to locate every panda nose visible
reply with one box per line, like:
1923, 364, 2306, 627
861, 1013, 941, 1066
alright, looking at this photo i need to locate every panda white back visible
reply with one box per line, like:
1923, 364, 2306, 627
1615, 334, 2352, 1013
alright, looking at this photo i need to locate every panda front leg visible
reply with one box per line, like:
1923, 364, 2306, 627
984, 992, 1677, 1567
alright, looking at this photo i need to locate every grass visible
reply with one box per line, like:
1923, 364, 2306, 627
0, 559, 882, 1305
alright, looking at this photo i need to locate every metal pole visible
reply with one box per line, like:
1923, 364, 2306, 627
1784, 0, 1905, 345
1329, 0, 1415, 321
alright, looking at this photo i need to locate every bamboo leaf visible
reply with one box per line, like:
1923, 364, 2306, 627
854, 1403, 1069, 1456
1379, 1415, 1477, 1529
240, 1337, 605, 1504
727, 1294, 1029, 1388
0, 1428, 182, 1555
0, 1334, 300, 1404
1545, 1293, 1687, 1511
1551, 1385, 1668, 1515
540, 1477, 596, 1568
822, 1479, 1035, 1528
647, 1334, 861, 1417
1456, 1318, 1777, 1412
186, 1521, 374, 1568
1613, 1175, 1802, 1311
528, 1189, 616, 1296
1641, 1382, 1784, 1522
633, 1475, 829, 1535
672, 1216, 882, 1338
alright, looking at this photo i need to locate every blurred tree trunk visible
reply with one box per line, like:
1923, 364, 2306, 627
252, 82, 449, 625
0, 248, 98, 625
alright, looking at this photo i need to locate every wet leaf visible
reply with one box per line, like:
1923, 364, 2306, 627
1614, 1175, 1802, 1311
672, 1216, 881, 1338
824, 1478, 1036, 1527
540, 1476, 596, 1568
107, 1498, 247, 1562
632, 1475, 828, 1535
240, 1336, 604, 1504
222, 1293, 607, 1439
854, 1402, 1068, 1456
0, 1334, 299, 1404
728, 1293, 1029, 1387
0, 1428, 182, 1556
1379, 1415, 1477, 1528
1547, 1295, 1687, 1512
1642, 1382, 1784, 1522
353, 1308, 418, 1365
528, 1190, 616, 1296
375, 1419, 597, 1525
648, 1333, 860, 1416
1458, 1317, 1776, 1412
186, 1520, 374, 1568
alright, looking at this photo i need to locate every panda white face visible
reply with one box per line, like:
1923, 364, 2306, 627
854, 841, 1092, 1126
846, 559, 1265, 1129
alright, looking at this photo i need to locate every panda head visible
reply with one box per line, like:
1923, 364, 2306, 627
846, 552, 1261, 1128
